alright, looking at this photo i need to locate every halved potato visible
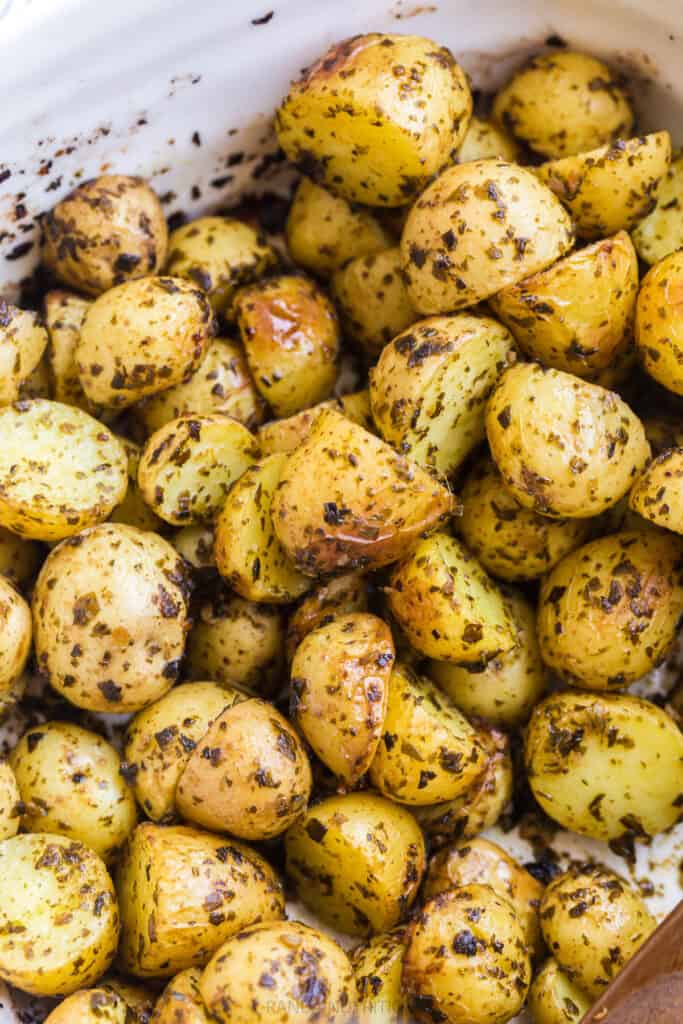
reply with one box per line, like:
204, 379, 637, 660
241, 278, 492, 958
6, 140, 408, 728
0, 302, 48, 406
635, 249, 683, 395
332, 247, 417, 356
43, 988, 128, 1024
257, 390, 373, 455
630, 447, 683, 533
286, 571, 369, 661
352, 927, 409, 1024
153, 968, 213, 1024
528, 959, 592, 1024
455, 116, 520, 163
171, 524, 215, 573
44, 290, 92, 411
633, 151, 683, 264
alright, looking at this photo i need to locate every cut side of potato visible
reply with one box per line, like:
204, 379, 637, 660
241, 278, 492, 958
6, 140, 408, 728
635, 249, 683, 396
0, 301, 48, 406
633, 151, 683, 264
44, 290, 92, 411
630, 447, 683, 533
528, 958, 592, 1024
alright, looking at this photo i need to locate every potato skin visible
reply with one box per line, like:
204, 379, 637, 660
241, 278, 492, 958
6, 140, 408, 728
0, 833, 119, 996
153, 967, 213, 1024
171, 524, 215, 574
486, 363, 650, 518
291, 612, 394, 785
332, 247, 417, 356
42, 175, 168, 296
100, 976, 155, 1022
635, 249, 683, 395
455, 116, 520, 163
77, 276, 213, 409
200, 921, 356, 1024
286, 571, 369, 662
285, 792, 426, 937
33, 523, 191, 712
403, 884, 531, 1024
0, 526, 42, 588
44, 290, 92, 411
0, 301, 48, 406
43, 988, 129, 1024
0, 758, 21, 840
537, 530, 683, 689
539, 867, 655, 997
400, 160, 573, 314
257, 390, 373, 455
633, 152, 683, 264
117, 823, 284, 978
0, 576, 31, 702
276, 33, 472, 207
351, 927, 408, 1024
528, 958, 591, 1024
630, 447, 683, 533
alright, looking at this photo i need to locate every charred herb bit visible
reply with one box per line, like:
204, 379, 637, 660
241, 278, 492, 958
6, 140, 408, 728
323, 502, 350, 526
452, 929, 479, 956
305, 818, 328, 843
497, 405, 511, 429
97, 680, 122, 703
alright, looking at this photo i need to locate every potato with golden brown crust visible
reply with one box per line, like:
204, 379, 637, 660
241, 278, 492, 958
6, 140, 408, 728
0, 576, 31, 705
153, 968, 213, 1024
44, 290, 92, 411
633, 151, 683, 264
256, 389, 374, 455
43, 988, 129, 1024
528, 959, 592, 1024
0, 759, 21, 841
286, 571, 369, 661
332, 247, 417, 357
0, 301, 48, 406
455, 116, 521, 163
635, 249, 683, 395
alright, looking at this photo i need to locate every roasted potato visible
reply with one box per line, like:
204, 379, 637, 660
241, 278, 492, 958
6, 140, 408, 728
165, 216, 276, 314
0, 833, 119, 996
351, 927, 408, 1024
630, 447, 683, 532
643, 416, 683, 456
635, 249, 683, 395
175, 699, 312, 839
0, 576, 31, 703
429, 589, 545, 727
276, 33, 472, 206
400, 160, 573, 314
33, 523, 191, 712
370, 313, 516, 477
633, 151, 683, 264
43, 988, 129, 1024
539, 866, 655, 997
0, 758, 20, 840
117, 823, 285, 978
455, 116, 520, 163
525, 690, 683, 841
0, 301, 48, 406
77, 276, 213, 409
171, 523, 215, 573
0, 526, 42, 588
99, 976, 155, 1022
486, 362, 650, 518
137, 413, 259, 526
0, 399, 128, 541
44, 290, 92, 411
257, 389, 374, 455
387, 533, 516, 664
537, 530, 683, 689
332, 247, 417, 356
290, 612, 394, 785
528, 958, 591, 1024
42, 174, 168, 296
10, 721, 137, 862
536, 131, 671, 239
285, 792, 426, 936
286, 571, 369, 661
403, 884, 532, 1024
200, 921, 355, 1024
271, 408, 453, 575
153, 968, 213, 1024
110, 436, 165, 533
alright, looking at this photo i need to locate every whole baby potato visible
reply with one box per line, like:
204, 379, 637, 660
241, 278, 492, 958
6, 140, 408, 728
332, 247, 417, 356
400, 160, 573, 314
286, 571, 369, 661
33, 523, 191, 712
387, 533, 516, 665
165, 216, 276, 314
175, 699, 312, 840
171, 524, 215, 574
10, 721, 137, 862
537, 131, 671, 239
537, 530, 683, 689
528, 958, 591, 1024
291, 612, 394, 785
0, 759, 20, 840
0, 399, 128, 541
285, 792, 426, 937
42, 174, 168, 296
153, 968, 213, 1024
525, 690, 683, 842
368, 663, 484, 805
351, 927, 409, 1024
0, 576, 31, 703
117, 823, 285, 978
200, 921, 356, 1024
630, 448, 683, 532
492, 52, 633, 158
633, 152, 683, 264
539, 866, 655, 997
0, 526, 42, 588
0, 301, 48, 406
0, 833, 119, 996
403, 884, 531, 1024
77, 276, 212, 409
635, 249, 683, 395
370, 313, 516, 477
455, 116, 520, 163
44, 290, 92, 411
43, 988, 129, 1024
486, 362, 650, 518
489, 232, 638, 380
276, 33, 472, 206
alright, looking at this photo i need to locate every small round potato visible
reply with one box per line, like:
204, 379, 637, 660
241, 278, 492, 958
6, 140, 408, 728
635, 249, 683, 395
493, 52, 633, 159
285, 792, 426, 937
10, 721, 137, 862
455, 116, 520, 163
117, 823, 285, 978
332, 247, 417, 356
123, 681, 243, 822
165, 216, 276, 314
400, 160, 573, 314
633, 152, 683, 264
429, 589, 545, 727
43, 988, 129, 1024
0, 759, 20, 840
33, 523, 191, 712
0, 833, 119, 996
214, 453, 312, 603
368, 663, 484, 805
387, 533, 516, 665
137, 413, 259, 525
403, 884, 531, 1024
370, 313, 517, 477
537, 530, 683, 689
200, 921, 356, 1024
110, 436, 165, 533
136, 338, 266, 435
100, 976, 155, 1022
44, 290, 92, 412
489, 232, 638, 380
186, 588, 285, 695
352, 928, 408, 1024
644, 416, 683, 456
528, 958, 591, 1024
175, 699, 312, 840
539, 866, 655, 997
153, 968, 213, 1024
630, 447, 683, 533
0, 526, 42, 588
486, 362, 650, 518
291, 612, 394, 785
286, 571, 369, 661
0, 301, 48, 406
276, 33, 472, 207
536, 131, 671, 239
285, 178, 392, 277
0, 576, 31, 703
42, 174, 168, 296
171, 524, 215, 574
422, 838, 544, 961
77, 276, 213, 409
0, 399, 128, 541
525, 690, 683, 842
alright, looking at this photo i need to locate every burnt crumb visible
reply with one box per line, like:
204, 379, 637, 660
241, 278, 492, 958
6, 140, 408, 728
545, 33, 568, 47
6, 241, 34, 261
191, 130, 201, 146
0, 169, 10, 184
251, 10, 274, 24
